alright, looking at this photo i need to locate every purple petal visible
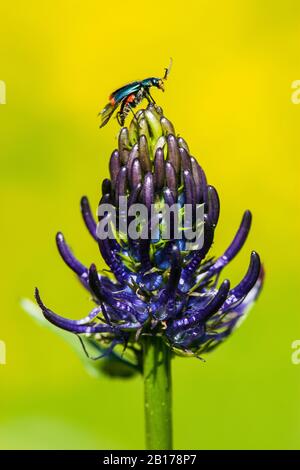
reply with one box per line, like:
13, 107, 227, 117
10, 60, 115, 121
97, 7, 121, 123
163, 187, 176, 207
166, 244, 182, 293
138, 135, 151, 173
177, 136, 190, 153
97, 194, 113, 223
169, 280, 230, 332
118, 127, 130, 164
207, 185, 220, 227
142, 172, 154, 212
183, 169, 196, 206
88, 264, 139, 322
154, 148, 165, 190
128, 182, 142, 207
209, 210, 252, 275
56, 232, 87, 277
115, 166, 127, 204
180, 216, 214, 284
35, 288, 114, 334
179, 147, 191, 172
167, 134, 180, 175
88, 263, 105, 301
230, 265, 264, 317
130, 158, 142, 188
161, 116, 175, 135
102, 178, 112, 197
165, 161, 177, 200
222, 251, 261, 311
126, 143, 139, 180
80, 196, 97, 241
98, 236, 131, 283
109, 150, 120, 189
190, 157, 208, 205
203, 265, 264, 351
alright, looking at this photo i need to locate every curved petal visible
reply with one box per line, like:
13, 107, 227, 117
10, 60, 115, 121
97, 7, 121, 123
183, 169, 196, 206
80, 196, 98, 241
167, 134, 180, 175
166, 244, 182, 294
165, 161, 177, 201
142, 172, 154, 212
154, 147, 165, 190
225, 264, 265, 319
222, 251, 261, 311
180, 215, 214, 287
207, 185, 220, 227
97, 224, 132, 284
208, 210, 252, 277
102, 179, 112, 197
35, 288, 114, 334
109, 149, 121, 188
190, 157, 208, 205
115, 167, 127, 204
89, 264, 142, 323
168, 279, 230, 332
56, 232, 87, 277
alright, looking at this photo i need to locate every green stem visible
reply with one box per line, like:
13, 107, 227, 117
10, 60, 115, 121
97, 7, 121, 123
143, 336, 173, 450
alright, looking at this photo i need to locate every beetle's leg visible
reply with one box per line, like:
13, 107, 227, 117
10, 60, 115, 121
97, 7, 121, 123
144, 89, 156, 104
116, 111, 124, 126
137, 86, 153, 105
117, 100, 128, 126
128, 103, 137, 121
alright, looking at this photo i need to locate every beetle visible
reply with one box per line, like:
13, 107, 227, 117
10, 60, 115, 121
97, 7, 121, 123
99, 60, 172, 128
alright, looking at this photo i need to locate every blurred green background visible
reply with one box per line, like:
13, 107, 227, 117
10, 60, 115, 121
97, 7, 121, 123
0, 0, 300, 449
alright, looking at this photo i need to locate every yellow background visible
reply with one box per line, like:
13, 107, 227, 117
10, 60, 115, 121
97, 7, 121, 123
0, 0, 300, 449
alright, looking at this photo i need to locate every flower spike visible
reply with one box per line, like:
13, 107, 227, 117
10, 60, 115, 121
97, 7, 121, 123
36, 105, 263, 362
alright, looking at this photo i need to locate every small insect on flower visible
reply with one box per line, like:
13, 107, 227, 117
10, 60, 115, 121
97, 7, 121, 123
99, 59, 172, 128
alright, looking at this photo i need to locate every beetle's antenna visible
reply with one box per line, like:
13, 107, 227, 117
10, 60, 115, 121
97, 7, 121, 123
163, 57, 173, 80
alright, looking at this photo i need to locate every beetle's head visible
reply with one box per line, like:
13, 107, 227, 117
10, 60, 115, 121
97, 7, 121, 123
152, 59, 172, 91
151, 77, 165, 91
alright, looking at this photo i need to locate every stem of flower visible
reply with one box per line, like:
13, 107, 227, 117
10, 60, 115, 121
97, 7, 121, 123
142, 335, 173, 450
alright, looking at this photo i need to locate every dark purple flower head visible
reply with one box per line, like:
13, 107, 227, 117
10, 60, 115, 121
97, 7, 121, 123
35, 105, 264, 367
